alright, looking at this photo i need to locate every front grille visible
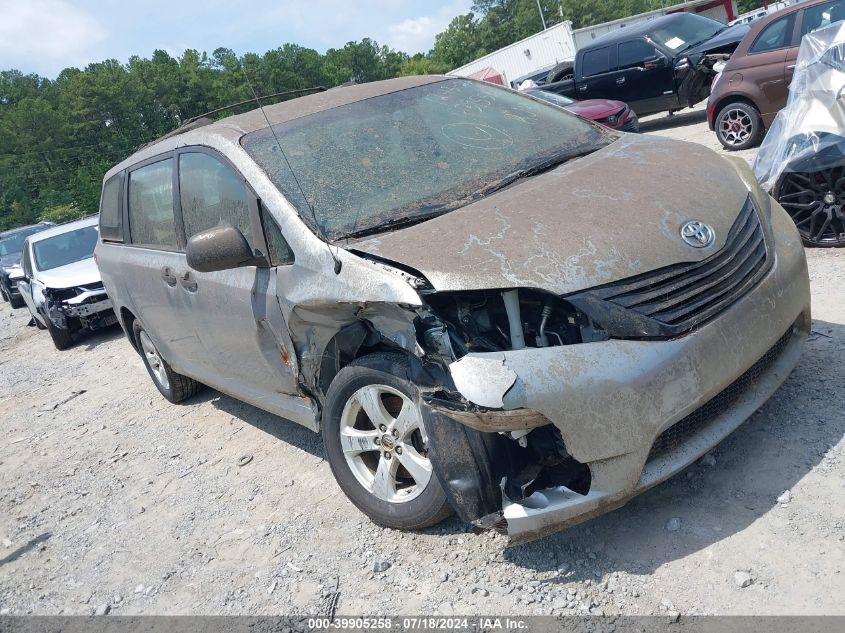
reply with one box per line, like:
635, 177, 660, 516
590, 198, 770, 335
647, 326, 793, 462
620, 118, 639, 132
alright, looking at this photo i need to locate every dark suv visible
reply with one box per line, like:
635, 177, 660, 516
0, 222, 55, 308
708, 0, 845, 150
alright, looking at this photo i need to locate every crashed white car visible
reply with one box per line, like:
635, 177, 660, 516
17, 216, 117, 349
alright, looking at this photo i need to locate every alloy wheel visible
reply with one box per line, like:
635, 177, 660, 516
777, 168, 845, 246
718, 108, 754, 147
139, 330, 170, 390
338, 384, 432, 504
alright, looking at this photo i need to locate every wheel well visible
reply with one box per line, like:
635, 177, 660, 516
317, 329, 411, 397
119, 307, 139, 352
711, 95, 760, 127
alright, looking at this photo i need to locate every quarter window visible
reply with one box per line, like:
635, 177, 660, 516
261, 209, 295, 266
581, 47, 612, 77
179, 152, 256, 251
99, 172, 124, 242
128, 159, 178, 249
617, 40, 660, 70
750, 14, 795, 53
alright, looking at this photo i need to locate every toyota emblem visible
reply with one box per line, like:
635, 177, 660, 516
680, 220, 715, 248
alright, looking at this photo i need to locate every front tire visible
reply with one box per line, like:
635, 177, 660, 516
44, 313, 73, 350
715, 101, 764, 151
9, 294, 25, 309
132, 321, 201, 403
322, 353, 453, 530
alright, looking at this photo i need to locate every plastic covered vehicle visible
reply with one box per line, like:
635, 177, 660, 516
754, 20, 845, 247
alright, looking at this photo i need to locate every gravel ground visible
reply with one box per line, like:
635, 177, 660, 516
1, 109, 843, 617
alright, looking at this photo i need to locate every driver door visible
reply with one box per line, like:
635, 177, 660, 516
614, 38, 675, 114
173, 148, 300, 404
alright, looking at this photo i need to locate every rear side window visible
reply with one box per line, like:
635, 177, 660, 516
617, 40, 660, 70
128, 159, 178, 249
801, 0, 844, 36
581, 47, 612, 77
178, 152, 256, 251
750, 14, 795, 53
99, 173, 124, 242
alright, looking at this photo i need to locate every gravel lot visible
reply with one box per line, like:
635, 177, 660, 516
1, 108, 843, 617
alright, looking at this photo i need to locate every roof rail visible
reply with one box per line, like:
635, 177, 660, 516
137, 86, 327, 152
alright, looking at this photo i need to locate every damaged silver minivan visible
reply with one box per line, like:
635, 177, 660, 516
96, 76, 810, 541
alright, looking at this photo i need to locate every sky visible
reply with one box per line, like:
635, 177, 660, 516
0, 0, 473, 78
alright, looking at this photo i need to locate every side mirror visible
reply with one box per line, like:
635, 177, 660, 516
186, 225, 255, 273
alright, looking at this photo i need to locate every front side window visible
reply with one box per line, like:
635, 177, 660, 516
617, 39, 661, 70
750, 14, 795, 53
242, 79, 608, 241
128, 159, 177, 249
582, 47, 612, 76
33, 226, 99, 272
179, 152, 256, 251
100, 173, 124, 242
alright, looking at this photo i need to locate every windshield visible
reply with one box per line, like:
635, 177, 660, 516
527, 90, 576, 107
242, 79, 609, 240
0, 227, 45, 256
650, 14, 724, 52
33, 226, 98, 271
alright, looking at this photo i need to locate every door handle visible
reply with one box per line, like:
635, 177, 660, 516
616, 77, 626, 85
179, 271, 198, 292
578, 84, 588, 92
786, 64, 796, 71
161, 267, 177, 287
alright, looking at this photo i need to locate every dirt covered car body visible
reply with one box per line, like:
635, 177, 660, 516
96, 76, 810, 541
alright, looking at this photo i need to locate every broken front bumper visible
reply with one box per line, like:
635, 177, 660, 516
441, 202, 810, 541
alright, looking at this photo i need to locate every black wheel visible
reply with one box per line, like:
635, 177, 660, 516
322, 353, 453, 530
132, 320, 201, 403
775, 167, 845, 247
546, 61, 575, 84
9, 294, 25, 309
0, 284, 8, 302
44, 312, 74, 350
715, 101, 764, 151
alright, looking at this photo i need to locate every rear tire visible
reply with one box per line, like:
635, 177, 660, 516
715, 101, 764, 151
322, 353, 453, 530
132, 320, 201, 403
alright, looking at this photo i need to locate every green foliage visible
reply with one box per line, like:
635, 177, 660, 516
0, 1, 755, 230
39, 203, 86, 224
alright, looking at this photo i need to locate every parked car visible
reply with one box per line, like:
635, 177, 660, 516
754, 20, 845, 246
708, 0, 845, 150
96, 76, 809, 541
542, 12, 749, 117
0, 222, 54, 308
522, 87, 639, 131
17, 216, 116, 349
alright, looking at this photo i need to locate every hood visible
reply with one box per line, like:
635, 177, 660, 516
566, 99, 625, 119
0, 252, 21, 269
351, 134, 750, 295
685, 23, 749, 58
37, 257, 101, 289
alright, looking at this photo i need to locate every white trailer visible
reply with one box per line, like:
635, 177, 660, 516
447, 21, 577, 87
